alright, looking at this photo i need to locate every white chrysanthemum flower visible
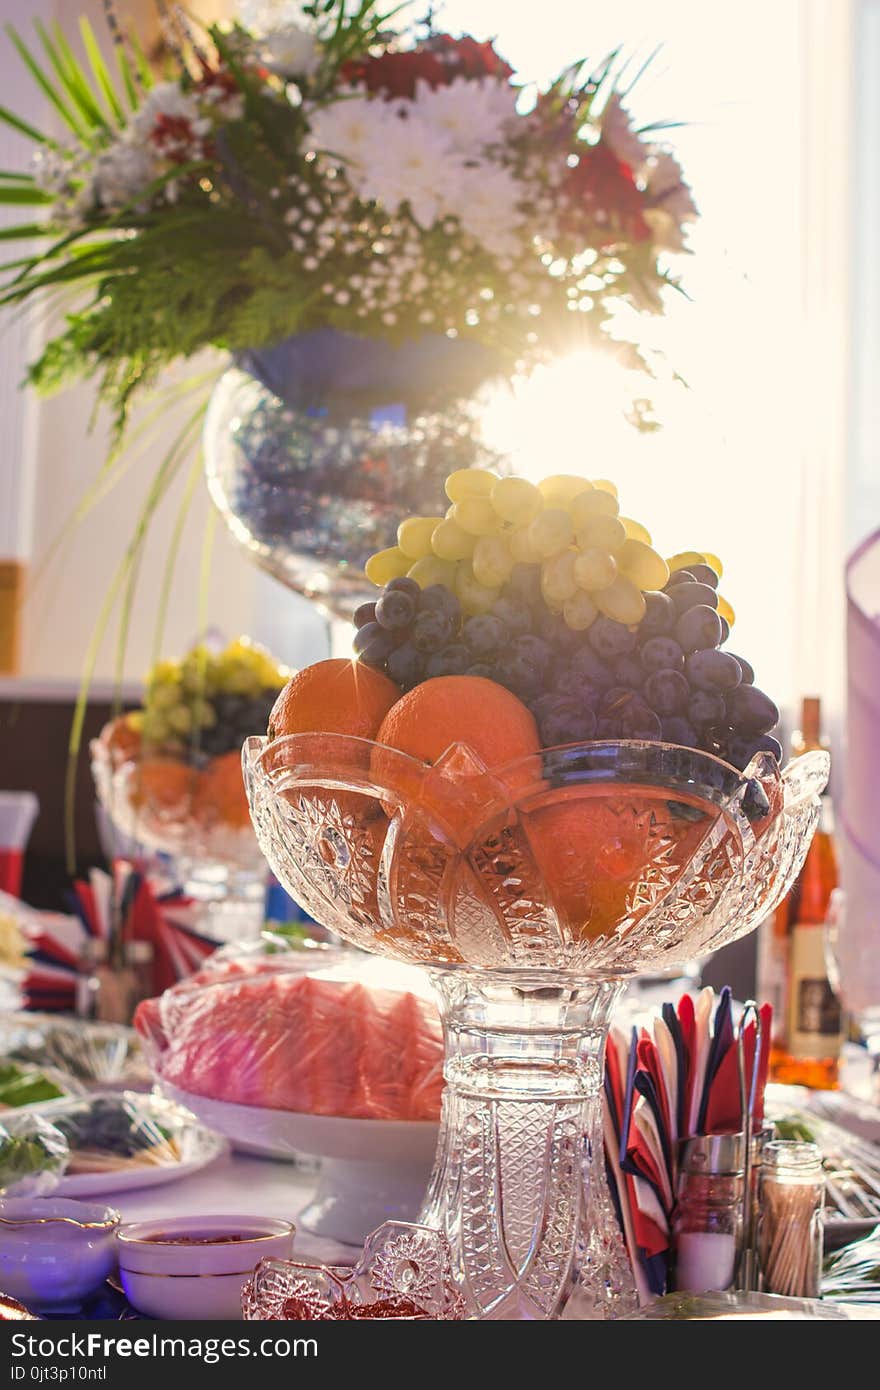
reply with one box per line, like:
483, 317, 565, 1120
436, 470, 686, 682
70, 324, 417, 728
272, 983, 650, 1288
647, 151, 698, 223
200, 81, 245, 123
91, 138, 159, 211
131, 83, 211, 143
445, 162, 526, 258
644, 207, 687, 252
347, 110, 458, 227
413, 75, 518, 155
238, 0, 309, 32
31, 145, 81, 197
307, 94, 394, 170
602, 94, 648, 172
261, 23, 321, 78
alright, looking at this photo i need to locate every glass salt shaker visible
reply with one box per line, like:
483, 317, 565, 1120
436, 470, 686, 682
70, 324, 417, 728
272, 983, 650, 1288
672, 1133, 745, 1293
757, 1140, 825, 1299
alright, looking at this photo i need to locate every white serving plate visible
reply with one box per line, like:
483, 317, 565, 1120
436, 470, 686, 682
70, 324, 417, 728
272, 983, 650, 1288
54, 1137, 227, 1197
161, 1081, 438, 1246
23, 1091, 227, 1198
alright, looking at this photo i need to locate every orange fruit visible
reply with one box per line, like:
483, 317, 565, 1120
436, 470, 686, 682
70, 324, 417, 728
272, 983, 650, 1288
371, 676, 541, 843
268, 659, 400, 820
269, 659, 400, 744
99, 713, 142, 767
523, 788, 714, 941
129, 758, 196, 814
194, 751, 250, 830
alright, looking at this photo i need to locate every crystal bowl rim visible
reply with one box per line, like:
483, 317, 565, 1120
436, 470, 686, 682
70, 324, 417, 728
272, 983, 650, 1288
243, 731, 828, 811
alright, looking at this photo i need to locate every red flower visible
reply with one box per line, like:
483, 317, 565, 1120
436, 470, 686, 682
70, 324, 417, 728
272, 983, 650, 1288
426, 33, 514, 83
196, 67, 240, 102
342, 34, 513, 100
561, 143, 651, 247
150, 114, 201, 160
341, 49, 446, 99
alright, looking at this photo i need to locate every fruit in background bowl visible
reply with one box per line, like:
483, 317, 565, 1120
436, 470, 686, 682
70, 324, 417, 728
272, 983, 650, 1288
97, 711, 143, 768
92, 637, 288, 873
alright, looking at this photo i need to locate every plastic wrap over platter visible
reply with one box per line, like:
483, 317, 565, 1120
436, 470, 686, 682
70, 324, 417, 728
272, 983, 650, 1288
134, 940, 444, 1124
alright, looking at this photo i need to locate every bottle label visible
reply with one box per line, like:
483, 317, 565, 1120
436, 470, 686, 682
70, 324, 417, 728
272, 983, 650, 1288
786, 922, 842, 1060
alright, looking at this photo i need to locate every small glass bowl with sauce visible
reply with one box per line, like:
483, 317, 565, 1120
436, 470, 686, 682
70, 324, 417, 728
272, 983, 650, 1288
117, 1214, 295, 1320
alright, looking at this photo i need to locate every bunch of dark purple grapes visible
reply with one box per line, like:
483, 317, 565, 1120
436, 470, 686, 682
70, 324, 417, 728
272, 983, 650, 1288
197, 690, 281, 760
353, 573, 578, 695
354, 562, 781, 771
527, 561, 780, 770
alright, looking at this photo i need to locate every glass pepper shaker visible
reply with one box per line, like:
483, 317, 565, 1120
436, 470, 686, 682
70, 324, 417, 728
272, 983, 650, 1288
757, 1140, 825, 1298
672, 1133, 745, 1293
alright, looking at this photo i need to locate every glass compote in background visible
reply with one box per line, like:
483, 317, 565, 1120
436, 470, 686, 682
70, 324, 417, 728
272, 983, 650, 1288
91, 737, 267, 944
244, 732, 829, 1319
203, 330, 506, 620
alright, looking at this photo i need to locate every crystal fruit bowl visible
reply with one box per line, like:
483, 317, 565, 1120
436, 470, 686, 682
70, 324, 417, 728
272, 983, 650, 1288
244, 732, 829, 1319
92, 737, 267, 940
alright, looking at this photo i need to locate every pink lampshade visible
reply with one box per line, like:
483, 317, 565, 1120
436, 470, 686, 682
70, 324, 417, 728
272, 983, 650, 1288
839, 531, 880, 1014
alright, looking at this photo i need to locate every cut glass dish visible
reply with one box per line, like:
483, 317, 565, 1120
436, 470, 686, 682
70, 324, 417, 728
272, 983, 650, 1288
244, 733, 829, 1320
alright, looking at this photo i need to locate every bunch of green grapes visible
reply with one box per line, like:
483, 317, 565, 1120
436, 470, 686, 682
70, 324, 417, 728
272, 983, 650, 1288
355, 468, 781, 773
365, 470, 674, 627
142, 638, 288, 760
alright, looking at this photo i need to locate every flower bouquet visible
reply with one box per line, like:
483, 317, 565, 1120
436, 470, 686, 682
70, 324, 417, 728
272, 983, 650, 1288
0, 3, 697, 612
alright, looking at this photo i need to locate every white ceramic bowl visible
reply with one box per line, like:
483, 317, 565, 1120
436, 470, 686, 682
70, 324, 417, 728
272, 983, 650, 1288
0, 1197, 121, 1312
117, 1214, 295, 1320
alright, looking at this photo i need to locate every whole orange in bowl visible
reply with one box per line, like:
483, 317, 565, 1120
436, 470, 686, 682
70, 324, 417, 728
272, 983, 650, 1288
371, 675, 541, 844
268, 658, 399, 743
268, 658, 401, 819
522, 787, 717, 942
194, 751, 250, 830
129, 758, 197, 816
98, 713, 142, 768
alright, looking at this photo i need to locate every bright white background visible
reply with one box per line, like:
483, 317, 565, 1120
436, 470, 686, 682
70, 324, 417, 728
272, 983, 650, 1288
1, 0, 863, 742
441, 0, 853, 733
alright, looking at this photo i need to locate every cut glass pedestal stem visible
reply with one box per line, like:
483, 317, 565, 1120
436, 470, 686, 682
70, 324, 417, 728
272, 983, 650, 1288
420, 970, 638, 1320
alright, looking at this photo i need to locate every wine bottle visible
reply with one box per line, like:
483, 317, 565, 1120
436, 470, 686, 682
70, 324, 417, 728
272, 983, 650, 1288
764, 697, 842, 1089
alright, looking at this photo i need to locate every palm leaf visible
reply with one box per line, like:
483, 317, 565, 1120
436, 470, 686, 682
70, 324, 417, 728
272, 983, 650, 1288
78, 18, 126, 125
0, 222, 50, 242
3, 217, 119, 291
198, 494, 218, 644
38, 20, 111, 132
0, 185, 53, 204
0, 103, 59, 149
115, 36, 139, 110
5, 25, 89, 140
0, 255, 39, 273
151, 446, 204, 667
0, 158, 214, 296
24, 373, 216, 607
128, 28, 154, 96
620, 45, 663, 100
64, 400, 205, 868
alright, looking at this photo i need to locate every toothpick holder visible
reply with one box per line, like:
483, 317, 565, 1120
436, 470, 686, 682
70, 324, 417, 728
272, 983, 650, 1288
756, 1140, 825, 1299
